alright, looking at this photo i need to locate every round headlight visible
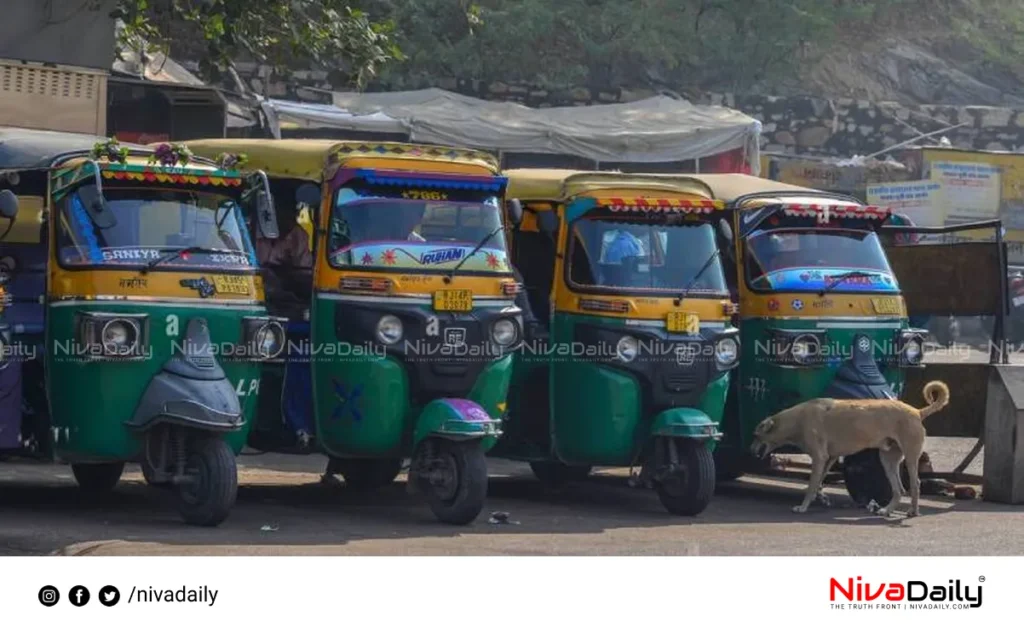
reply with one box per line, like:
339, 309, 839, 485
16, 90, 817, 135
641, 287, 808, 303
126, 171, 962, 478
791, 334, 817, 364
102, 319, 138, 354
715, 337, 738, 366
255, 322, 285, 358
376, 315, 404, 345
492, 318, 518, 346
903, 337, 923, 364
616, 335, 639, 363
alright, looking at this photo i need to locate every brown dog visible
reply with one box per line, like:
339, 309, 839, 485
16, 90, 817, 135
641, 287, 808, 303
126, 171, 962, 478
750, 381, 950, 517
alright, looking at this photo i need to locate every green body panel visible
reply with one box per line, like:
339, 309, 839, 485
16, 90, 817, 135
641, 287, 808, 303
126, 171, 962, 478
500, 312, 729, 466
44, 301, 265, 462
310, 296, 514, 458
727, 316, 907, 453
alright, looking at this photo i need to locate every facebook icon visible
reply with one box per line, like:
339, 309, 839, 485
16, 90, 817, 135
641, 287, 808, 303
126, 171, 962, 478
69, 585, 90, 607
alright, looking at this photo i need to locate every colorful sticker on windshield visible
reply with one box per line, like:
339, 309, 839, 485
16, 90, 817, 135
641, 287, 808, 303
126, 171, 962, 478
760, 268, 897, 292
335, 243, 510, 272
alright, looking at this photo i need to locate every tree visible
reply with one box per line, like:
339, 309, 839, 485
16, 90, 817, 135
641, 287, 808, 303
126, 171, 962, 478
113, 0, 401, 88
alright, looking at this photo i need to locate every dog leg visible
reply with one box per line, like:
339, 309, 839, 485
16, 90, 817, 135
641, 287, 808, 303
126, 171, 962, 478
877, 446, 905, 516
906, 449, 922, 517
814, 458, 838, 507
794, 457, 828, 513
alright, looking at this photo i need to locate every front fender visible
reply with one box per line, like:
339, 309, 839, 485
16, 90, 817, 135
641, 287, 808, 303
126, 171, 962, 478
125, 371, 244, 433
413, 398, 503, 448
650, 408, 722, 443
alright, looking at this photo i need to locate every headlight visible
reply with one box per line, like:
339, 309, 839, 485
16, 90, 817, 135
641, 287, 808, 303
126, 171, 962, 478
255, 321, 285, 359
900, 331, 925, 366
101, 318, 139, 355
791, 333, 818, 365
491, 318, 518, 346
715, 336, 738, 366
616, 335, 639, 363
376, 315, 404, 345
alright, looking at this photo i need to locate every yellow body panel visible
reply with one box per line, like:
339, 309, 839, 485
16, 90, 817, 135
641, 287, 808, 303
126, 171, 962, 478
505, 169, 719, 202
738, 291, 906, 319
553, 287, 731, 322
54, 154, 226, 173
316, 269, 513, 298
48, 268, 264, 302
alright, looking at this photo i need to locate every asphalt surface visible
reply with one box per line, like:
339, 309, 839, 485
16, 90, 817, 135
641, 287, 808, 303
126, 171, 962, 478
0, 438, 1016, 557
0, 344, 1013, 557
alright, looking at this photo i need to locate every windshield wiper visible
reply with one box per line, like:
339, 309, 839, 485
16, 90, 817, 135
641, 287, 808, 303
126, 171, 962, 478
674, 250, 722, 307
141, 246, 243, 274
444, 226, 504, 283
818, 270, 878, 296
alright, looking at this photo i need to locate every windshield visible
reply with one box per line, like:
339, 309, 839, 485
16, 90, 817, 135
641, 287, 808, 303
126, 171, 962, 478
328, 187, 511, 274
57, 187, 255, 270
568, 219, 727, 294
745, 227, 898, 292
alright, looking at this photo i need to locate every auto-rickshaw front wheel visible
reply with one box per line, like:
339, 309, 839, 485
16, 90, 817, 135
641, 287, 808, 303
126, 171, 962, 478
415, 438, 487, 525
651, 439, 715, 516
175, 436, 238, 527
71, 462, 125, 494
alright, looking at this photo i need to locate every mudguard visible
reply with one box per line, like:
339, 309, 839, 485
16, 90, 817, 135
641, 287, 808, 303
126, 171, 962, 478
413, 398, 503, 446
126, 317, 244, 433
650, 408, 723, 441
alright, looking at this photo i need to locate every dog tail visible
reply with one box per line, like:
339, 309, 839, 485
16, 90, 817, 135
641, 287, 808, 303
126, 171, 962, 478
918, 381, 950, 420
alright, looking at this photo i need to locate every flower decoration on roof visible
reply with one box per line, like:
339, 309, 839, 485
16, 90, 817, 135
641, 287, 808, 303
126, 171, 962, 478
215, 152, 248, 171
90, 137, 129, 164
149, 142, 194, 168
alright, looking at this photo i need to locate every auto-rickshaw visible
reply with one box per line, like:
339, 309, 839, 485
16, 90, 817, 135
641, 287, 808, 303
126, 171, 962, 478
0, 127, 281, 526
187, 139, 518, 524
684, 174, 925, 503
495, 169, 740, 516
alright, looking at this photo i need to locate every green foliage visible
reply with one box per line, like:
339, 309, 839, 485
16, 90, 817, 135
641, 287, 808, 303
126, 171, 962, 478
113, 0, 401, 87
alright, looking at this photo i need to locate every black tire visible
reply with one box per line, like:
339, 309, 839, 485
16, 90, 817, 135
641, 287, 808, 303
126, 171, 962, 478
529, 461, 592, 486
422, 440, 488, 525
843, 449, 893, 508
333, 458, 403, 491
71, 462, 125, 494
655, 441, 716, 516
176, 437, 237, 527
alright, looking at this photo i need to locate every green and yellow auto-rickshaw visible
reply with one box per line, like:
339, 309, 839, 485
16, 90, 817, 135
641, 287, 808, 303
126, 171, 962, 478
0, 128, 281, 526
495, 169, 740, 515
685, 175, 925, 503
188, 139, 520, 524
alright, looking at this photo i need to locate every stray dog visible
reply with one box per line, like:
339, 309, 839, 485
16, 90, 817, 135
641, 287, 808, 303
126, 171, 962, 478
750, 381, 950, 517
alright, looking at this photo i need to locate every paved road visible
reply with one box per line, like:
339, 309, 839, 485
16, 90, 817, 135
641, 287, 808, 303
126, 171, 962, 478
1, 440, 1016, 556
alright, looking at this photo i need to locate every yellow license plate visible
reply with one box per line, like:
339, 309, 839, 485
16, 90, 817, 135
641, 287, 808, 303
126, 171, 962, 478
212, 275, 250, 295
871, 297, 901, 315
433, 289, 473, 312
667, 312, 700, 334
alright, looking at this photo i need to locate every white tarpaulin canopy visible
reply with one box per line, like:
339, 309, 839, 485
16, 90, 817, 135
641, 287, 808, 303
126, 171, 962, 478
263, 88, 761, 171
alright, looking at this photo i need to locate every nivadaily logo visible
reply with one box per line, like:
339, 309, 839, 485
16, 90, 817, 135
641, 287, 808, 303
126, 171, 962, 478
830, 576, 984, 610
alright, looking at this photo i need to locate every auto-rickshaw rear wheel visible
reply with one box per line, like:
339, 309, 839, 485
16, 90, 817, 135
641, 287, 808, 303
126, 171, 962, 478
651, 438, 715, 516
529, 461, 592, 487
71, 462, 125, 494
415, 438, 487, 525
331, 457, 403, 491
175, 436, 237, 527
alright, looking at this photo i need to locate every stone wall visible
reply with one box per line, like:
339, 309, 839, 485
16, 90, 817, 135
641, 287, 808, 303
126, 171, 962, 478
221, 63, 1024, 157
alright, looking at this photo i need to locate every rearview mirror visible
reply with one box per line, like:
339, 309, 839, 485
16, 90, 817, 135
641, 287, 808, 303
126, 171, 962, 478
247, 170, 279, 239
537, 209, 559, 236
76, 183, 117, 229
0, 189, 18, 220
507, 198, 524, 228
718, 218, 734, 243
295, 183, 321, 210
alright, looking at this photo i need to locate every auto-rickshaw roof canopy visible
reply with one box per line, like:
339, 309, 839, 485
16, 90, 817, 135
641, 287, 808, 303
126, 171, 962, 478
0, 126, 148, 170
186, 138, 501, 182
505, 168, 718, 202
